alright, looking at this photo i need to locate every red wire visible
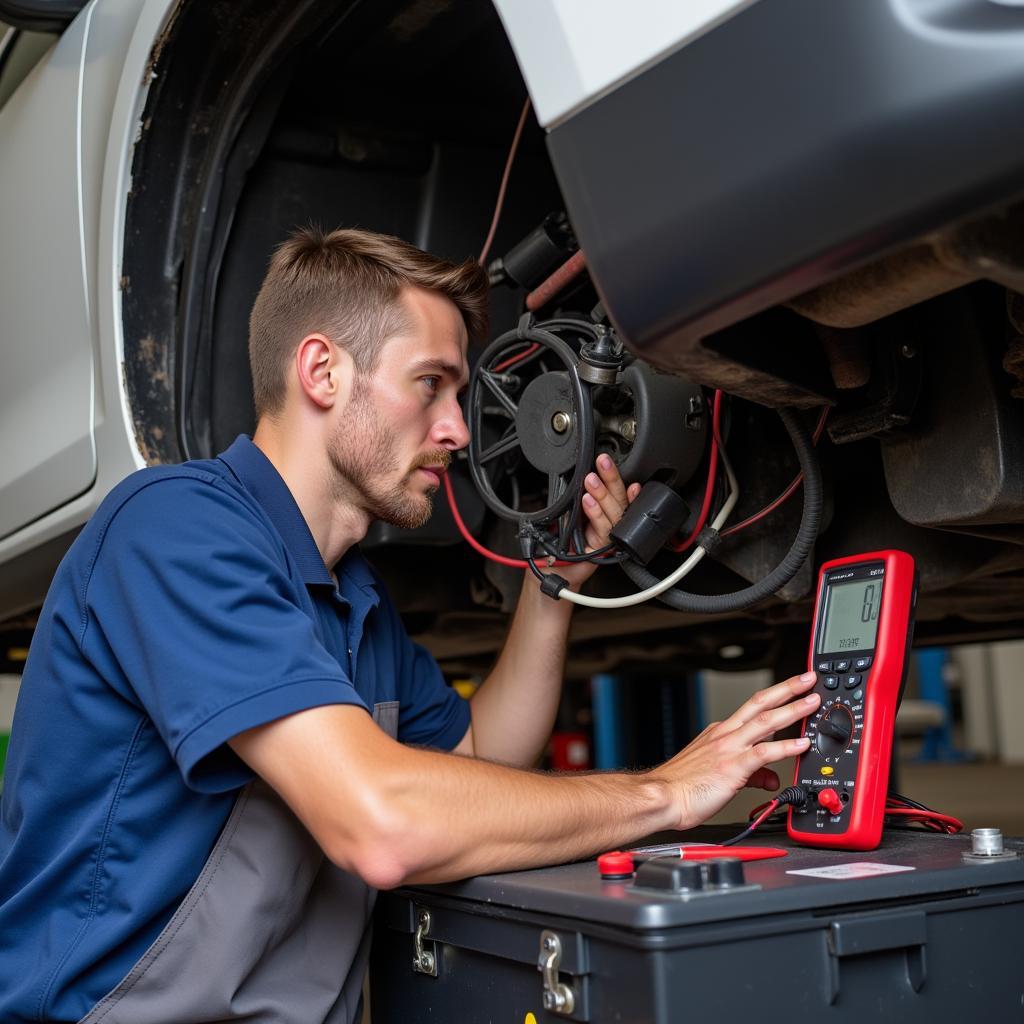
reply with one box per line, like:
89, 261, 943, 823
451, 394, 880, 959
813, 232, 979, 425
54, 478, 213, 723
747, 797, 778, 821
670, 390, 723, 552
721, 407, 830, 538
478, 97, 531, 265
444, 473, 593, 570
525, 250, 588, 311
444, 473, 529, 569
749, 800, 781, 833
492, 343, 539, 373
883, 807, 964, 834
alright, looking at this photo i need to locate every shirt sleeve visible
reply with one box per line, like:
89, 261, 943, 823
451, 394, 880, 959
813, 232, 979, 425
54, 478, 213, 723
369, 582, 470, 751
81, 474, 369, 793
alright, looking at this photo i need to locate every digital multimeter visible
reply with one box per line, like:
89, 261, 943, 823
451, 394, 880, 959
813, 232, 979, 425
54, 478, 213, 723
787, 550, 917, 851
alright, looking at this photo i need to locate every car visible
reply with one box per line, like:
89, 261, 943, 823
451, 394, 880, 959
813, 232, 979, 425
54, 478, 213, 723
4, 0, 1024, 681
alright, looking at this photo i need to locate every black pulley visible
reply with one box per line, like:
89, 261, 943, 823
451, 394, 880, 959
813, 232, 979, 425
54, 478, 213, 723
467, 323, 595, 525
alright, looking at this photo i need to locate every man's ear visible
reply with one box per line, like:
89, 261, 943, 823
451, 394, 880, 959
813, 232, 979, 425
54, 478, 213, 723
295, 334, 352, 409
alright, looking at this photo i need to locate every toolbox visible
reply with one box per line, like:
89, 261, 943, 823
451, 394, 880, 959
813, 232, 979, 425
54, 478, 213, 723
370, 826, 1024, 1022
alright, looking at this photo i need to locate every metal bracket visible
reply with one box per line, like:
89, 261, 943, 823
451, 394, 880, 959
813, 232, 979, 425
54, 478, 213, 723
411, 907, 438, 977
538, 929, 576, 1015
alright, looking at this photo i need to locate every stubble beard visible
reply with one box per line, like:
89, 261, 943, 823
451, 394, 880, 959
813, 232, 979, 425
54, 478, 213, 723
327, 389, 449, 530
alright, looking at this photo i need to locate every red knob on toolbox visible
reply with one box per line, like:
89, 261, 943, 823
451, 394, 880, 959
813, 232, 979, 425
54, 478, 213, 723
597, 851, 635, 879
818, 789, 843, 815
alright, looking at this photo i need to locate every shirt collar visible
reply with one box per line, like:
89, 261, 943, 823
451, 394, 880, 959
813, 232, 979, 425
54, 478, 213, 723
218, 434, 378, 597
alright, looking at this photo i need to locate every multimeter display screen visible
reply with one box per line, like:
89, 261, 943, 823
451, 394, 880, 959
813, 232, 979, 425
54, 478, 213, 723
820, 578, 881, 653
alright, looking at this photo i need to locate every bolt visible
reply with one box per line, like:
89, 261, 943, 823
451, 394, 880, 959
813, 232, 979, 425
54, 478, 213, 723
551, 411, 571, 434
901, 344, 916, 359
543, 936, 557, 951
972, 827, 1004, 857
621, 419, 637, 443
543, 993, 556, 1009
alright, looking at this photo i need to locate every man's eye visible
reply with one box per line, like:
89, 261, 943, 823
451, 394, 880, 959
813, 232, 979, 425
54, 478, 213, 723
421, 375, 440, 393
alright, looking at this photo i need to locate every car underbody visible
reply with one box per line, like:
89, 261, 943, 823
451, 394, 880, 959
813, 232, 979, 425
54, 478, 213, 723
12, 0, 1024, 677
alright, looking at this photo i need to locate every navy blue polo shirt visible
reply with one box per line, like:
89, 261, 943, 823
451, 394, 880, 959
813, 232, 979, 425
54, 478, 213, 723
0, 435, 470, 1023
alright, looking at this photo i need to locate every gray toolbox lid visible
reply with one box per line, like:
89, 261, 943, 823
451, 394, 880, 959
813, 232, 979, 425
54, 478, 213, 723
405, 827, 1024, 931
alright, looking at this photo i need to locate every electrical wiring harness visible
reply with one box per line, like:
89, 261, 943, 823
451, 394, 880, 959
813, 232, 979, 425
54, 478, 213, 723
728, 787, 964, 845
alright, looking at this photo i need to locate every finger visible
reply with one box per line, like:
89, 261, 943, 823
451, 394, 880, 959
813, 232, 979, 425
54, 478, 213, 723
583, 470, 626, 527
595, 453, 629, 507
626, 482, 642, 504
719, 672, 818, 733
581, 491, 614, 547
739, 735, 811, 777
746, 767, 780, 792
733, 694, 818, 751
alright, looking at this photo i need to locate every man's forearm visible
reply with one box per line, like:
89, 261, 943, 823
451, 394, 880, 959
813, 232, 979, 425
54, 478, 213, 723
466, 572, 573, 765
233, 676, 819, 891
391, 746, 670, 885
272, 707, 673, 887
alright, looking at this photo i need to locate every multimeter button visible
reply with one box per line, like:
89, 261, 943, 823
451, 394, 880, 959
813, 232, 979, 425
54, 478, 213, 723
844, 673, 862, 689
834, 659, 852, 672
853, 656, 872, 671
853, 689, 863, 701
823, 675, 839, 690
816, 659, 833, 673
820, 766, 834, 776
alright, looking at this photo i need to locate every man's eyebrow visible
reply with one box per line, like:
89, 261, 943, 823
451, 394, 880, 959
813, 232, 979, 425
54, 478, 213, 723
410, 358, 469, 388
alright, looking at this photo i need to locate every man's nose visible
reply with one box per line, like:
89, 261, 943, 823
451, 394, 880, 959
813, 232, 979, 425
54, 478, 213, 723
433, 398, 470, 451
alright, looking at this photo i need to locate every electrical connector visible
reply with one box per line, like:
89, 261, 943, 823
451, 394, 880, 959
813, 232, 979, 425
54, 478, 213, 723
773, 785, 808, 809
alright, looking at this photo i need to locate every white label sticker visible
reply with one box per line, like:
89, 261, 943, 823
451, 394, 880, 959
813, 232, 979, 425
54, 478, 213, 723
786, 862, 917, 880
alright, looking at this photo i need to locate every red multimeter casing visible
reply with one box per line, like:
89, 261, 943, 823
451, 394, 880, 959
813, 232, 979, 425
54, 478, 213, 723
787, 550, 917, 851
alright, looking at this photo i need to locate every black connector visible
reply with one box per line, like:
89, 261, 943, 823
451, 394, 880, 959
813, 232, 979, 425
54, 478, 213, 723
774, 785, 809, 809
609, 481, 690, 565
539, 573, 569, 600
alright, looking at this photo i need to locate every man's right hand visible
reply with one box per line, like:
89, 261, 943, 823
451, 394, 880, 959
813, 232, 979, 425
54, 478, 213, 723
648, 672, 820, 831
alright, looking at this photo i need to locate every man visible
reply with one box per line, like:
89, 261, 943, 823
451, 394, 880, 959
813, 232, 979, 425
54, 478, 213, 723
0, 227, 818, 1023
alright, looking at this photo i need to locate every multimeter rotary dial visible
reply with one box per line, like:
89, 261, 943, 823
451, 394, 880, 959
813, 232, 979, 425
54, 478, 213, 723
810, 702, 858, 761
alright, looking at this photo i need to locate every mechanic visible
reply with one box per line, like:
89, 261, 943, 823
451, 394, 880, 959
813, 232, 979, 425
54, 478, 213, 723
0, 227, 818, 1024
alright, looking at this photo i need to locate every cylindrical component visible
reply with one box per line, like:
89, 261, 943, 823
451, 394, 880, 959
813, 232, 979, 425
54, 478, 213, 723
634, 857, 703, 892
705, 858, 745, 888
609, 481, 689, 565
501, 213, 577, 290
971, 828, 1005, 857
597, 851, 635, 879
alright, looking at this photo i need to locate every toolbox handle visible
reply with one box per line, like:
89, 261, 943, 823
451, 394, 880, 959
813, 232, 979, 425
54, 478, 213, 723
826, 909, 927, 1002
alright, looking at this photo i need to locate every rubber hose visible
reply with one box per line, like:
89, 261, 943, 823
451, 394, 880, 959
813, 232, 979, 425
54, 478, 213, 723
619, 408, 821, 613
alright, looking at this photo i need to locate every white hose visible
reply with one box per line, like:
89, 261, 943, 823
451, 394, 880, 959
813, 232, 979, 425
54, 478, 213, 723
556, 441, 740, 609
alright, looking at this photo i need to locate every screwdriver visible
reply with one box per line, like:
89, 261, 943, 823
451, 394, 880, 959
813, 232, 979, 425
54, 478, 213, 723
598, 845, 786, 879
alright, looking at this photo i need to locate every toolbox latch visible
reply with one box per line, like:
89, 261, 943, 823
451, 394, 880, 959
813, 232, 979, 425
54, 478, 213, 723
411, 906, 438, 977
538, 930, 576, 1015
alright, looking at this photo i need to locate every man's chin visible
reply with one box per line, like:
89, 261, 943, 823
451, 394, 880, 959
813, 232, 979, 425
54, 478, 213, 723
374, 494, 433, 531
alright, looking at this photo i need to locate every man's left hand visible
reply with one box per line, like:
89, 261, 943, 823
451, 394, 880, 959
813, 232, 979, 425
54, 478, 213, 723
553, 454, 641, 591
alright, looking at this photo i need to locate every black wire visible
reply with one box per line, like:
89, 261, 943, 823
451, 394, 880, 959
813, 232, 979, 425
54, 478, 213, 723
526, 551, 546, 582
887, 791, 932, 812
538, 317, 603, 339
720, 820, 761, 846
720, 800, 782, 846
534, 532, 627, 565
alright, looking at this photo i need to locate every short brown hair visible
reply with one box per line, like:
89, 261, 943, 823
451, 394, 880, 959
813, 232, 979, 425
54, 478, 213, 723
248, 225, 490, 418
